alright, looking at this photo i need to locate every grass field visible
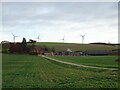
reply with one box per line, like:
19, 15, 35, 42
3, 54, 119, 88
35, 42, 78, 44
31, 42, 118, 52
49, 56, 119, 68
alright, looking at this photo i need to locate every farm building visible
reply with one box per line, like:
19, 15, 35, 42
43, 51, 54, 56
85, 50, 108, 56
1, 41, 10, 53
44, 53, 50, 56
55, 48, 73, 56
67, 48, 72, 52
29, 46, 44, 55
74, 51, 87, 56
29, 45, 55, 56
55, 48, 85, 56
64, 48, 73, 56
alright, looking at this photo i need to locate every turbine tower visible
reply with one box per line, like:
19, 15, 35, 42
61, 36, 65, 43
80, 34, 86, 44
37, 35, 40, 42
11, 33, 19, 43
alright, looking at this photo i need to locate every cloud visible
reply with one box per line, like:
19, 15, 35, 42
1, 2, 118, 43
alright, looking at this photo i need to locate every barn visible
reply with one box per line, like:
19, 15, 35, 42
85, 50, 108, 56
29, 46, 44, 55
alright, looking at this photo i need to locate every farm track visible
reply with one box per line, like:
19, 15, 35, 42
41, 55, 118, 70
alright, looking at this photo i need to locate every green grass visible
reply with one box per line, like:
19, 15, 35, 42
49, 56, 119, 68
34, 42, 118, 52
3, 54, 119, 88
35, 42, 78, 44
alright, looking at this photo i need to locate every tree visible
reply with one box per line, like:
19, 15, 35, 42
52, 48, 56, 53
22, 37, 27, 44
22, 37, 29, 53
1, 41, 10, 53
29, 39, 36, 43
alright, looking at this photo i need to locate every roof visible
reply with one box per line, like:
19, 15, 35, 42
75, 51, 83, 52
67, 48, 72, 52
85, 50, 108, 54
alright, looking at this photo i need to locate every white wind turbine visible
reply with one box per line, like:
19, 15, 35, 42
61, 36, 65, 43
36, 35, 40, 42
11, 33, 19, 43
80, 34, 86, 44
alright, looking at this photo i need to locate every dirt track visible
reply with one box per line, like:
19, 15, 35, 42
41, 55, 118, 70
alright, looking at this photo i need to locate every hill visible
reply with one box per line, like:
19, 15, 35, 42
33, 42, 119, 52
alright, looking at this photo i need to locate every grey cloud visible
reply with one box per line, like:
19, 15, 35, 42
1, 2, 118, 43
3, 2, 117, 24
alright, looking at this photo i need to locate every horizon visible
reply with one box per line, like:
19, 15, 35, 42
1, 40, 119, 44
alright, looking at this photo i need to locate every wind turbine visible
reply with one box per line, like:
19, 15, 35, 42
36, 35, 40, 42
11, 33, 19, 43
80, 34, 86, 44
61, 36, 65, 43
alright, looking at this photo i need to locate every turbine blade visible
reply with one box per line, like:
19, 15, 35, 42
11, 33, 14, 36
15, 36, 19, 37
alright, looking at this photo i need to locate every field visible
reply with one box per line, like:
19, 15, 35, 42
49, 56, 119, 68
3, 54, 119, 88
2, 42, 119, 54
32, 42, 118, 52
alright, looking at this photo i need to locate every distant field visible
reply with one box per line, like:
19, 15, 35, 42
36, 42, 78, 44
33, 42, 118, 52
3, 54, 118, 88
49, 56, 119, 68
2, 42, 118, 53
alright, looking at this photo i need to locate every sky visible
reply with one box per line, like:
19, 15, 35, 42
0, 2, 118, 43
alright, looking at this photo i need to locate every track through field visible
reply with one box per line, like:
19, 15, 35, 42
41, 55, 118, 70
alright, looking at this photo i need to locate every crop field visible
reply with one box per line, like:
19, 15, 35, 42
31, 42, 118, 52
3, 54, 119, 88
35, 42, 78, 45
49, 56, 119, 68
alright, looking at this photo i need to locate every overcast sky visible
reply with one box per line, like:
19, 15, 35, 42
0, 2, 118, 43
